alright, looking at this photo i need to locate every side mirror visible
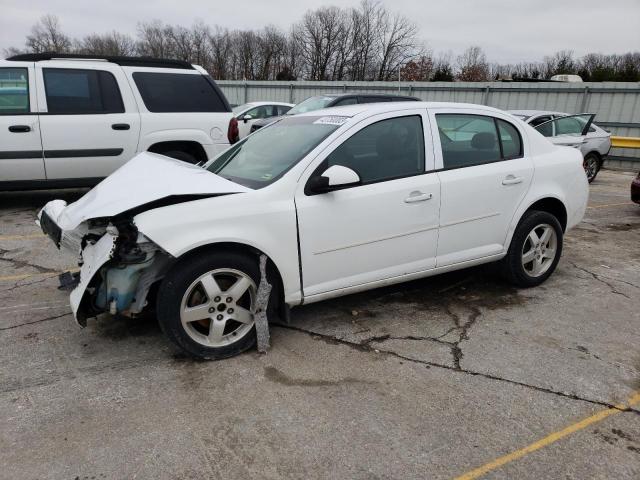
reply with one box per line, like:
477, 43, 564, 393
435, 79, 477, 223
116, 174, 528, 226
308, 165, 361, 194
242, 114, 253, 123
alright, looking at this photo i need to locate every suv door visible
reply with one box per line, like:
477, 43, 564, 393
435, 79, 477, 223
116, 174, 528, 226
35, 62, 140, 180
430, 109, 534, 266
0, 64, 45, 183
295, 110, 440, 298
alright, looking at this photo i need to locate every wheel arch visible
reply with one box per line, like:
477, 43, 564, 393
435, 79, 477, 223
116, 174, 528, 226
505, 194, 568, 253
147, 140, 208, 163
169, 241, 286, 308
524, 197, 568, 232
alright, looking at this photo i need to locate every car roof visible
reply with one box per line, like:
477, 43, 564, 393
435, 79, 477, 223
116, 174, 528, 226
509, 110, 566, 118
4, 53, 194, 70
241, 101, 293, 107
297, 101, 508, 119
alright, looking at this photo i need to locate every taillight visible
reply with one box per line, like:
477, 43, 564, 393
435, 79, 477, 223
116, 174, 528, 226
227, 117, 239, 144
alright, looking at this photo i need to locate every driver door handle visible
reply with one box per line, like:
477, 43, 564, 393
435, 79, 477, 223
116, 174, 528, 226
502, 175, 523, 185
404, 191, 433, 203
9, 125, 31, 133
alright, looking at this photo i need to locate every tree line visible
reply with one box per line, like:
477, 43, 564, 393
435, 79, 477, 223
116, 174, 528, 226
5, 3, 640, 82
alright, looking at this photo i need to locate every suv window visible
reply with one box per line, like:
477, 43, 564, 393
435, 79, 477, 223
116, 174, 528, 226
133, 72, 226, 113
0, 68, 29, 114
325, 115, 425, 184
43, 68, 124, 114
277, 105, 292, 115
436, 114, 522, 169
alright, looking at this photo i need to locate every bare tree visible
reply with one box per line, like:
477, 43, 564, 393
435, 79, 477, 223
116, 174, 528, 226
376, 9, 420, 80
25, 15, 71, 53
136, 20, 174, 58
5, 10, 639, 82
76, 31, 136, 56
456, 46, 489, 81
400, 52, 433, 81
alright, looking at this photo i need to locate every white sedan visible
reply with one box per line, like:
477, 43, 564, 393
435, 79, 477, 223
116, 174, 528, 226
39, 102, 588, 359
232, 101, 293, 139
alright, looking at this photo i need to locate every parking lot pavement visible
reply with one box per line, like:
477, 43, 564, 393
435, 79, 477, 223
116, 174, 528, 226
1, 169, 639, 480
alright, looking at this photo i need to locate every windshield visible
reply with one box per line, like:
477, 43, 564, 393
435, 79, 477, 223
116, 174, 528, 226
232, 103, 252, 114
205, 116, 345, 189
287, 96, 337, 115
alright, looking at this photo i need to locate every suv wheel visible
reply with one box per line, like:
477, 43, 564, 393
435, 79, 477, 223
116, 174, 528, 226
499, 210, 563, 288
157, 251, 259, 359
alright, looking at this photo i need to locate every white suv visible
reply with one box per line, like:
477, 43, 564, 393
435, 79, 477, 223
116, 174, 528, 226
0, 53, 235, 190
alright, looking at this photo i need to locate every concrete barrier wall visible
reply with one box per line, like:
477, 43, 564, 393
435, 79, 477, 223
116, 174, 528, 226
217, 80, 640, 166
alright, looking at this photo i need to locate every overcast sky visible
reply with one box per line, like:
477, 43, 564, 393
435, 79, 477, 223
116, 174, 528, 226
2, 0, 639, 63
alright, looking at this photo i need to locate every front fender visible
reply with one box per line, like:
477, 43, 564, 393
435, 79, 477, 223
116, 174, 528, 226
132, 194, 302, 305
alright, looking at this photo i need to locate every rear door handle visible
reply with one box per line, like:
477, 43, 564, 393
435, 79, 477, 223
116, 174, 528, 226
9, 125, 31, 133
112, 123, 130, 130
404, 191, 433, 203
502, 175, 523, 185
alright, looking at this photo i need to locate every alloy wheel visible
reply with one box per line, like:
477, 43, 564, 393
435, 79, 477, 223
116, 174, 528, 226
521, 223, 558, 277
179, 268, 256, 347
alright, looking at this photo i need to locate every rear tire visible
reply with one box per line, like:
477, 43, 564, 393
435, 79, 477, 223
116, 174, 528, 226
583, 153, 600, 183
499, 210, 563, 288
157, 251, 259, 360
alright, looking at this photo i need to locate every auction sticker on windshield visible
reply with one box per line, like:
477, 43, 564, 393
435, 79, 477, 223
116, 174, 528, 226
313, 116, 349, 126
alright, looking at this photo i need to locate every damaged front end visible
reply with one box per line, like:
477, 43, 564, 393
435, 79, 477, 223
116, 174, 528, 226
36, 152, 251, 327
39, 200, 172, 326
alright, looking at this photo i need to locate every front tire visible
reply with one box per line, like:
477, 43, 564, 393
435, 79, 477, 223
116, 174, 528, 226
499, 210, 563, 288
156, 251, 259, 359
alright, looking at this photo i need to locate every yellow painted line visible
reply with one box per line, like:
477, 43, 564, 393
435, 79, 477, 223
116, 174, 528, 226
453, 391, 640, 480
0, 268, 78, 283
0, 233, 46, 241
587, 202, 634, 209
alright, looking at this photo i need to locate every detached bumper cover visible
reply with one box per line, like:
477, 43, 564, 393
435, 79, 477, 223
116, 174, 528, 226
70, 231, 117, 326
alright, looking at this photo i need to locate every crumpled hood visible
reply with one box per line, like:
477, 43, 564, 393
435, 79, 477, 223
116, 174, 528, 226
41, 151, 250, 231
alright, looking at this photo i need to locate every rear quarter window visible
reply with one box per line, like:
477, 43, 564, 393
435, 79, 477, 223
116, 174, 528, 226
133, 72, 227, 113
0, 67, 29, 114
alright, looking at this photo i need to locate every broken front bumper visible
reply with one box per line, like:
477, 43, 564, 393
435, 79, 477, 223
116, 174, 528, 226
38, 201, 118, 326
69, 231, 117, 326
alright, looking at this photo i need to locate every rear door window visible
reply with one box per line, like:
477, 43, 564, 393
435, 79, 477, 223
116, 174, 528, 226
43, 68, 124, 114
0, 67, 29, 114
436, 114, 522, 169
133, 72, 227, 112
497, 119, 523, 158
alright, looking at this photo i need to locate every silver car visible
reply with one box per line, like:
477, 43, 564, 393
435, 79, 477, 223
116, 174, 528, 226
510, 110, 611, 182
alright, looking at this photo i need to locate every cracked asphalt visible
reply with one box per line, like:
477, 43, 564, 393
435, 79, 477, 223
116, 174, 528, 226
1, 169, 639, 479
